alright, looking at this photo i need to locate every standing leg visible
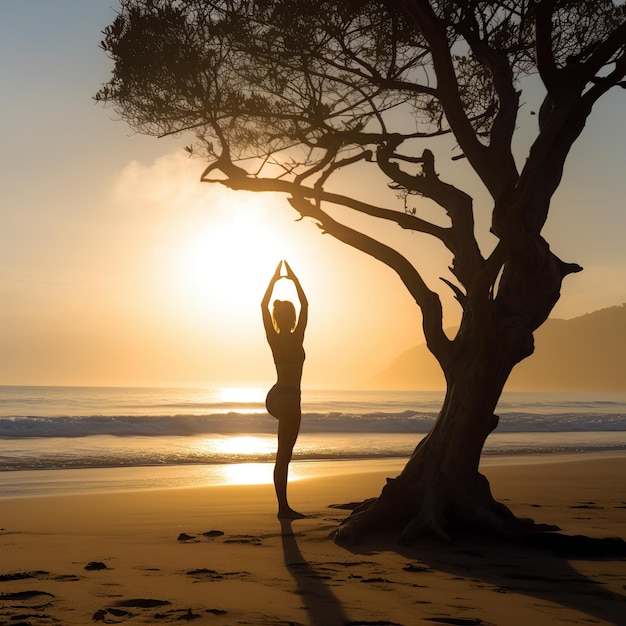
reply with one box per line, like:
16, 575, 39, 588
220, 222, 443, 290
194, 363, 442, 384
273, 396, 305, 519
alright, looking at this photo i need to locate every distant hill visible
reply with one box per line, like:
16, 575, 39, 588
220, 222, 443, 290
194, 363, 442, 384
366, 304, 626, 391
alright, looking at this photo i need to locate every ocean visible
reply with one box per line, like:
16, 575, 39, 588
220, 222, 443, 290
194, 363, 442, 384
1, 386, 625, 497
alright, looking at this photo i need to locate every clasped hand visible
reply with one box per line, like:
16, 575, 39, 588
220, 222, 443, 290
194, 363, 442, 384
272, 260, 296, 282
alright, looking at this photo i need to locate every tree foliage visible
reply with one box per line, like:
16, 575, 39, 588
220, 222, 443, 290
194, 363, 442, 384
97, 1, 626, 361
98, 1, 626, 543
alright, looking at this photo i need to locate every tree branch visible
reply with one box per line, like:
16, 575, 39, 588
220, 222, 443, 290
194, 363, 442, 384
455, 7, 520, 189
313, 149, 374, 190
576, 17, 626, 82
286, 194, 451, 364
375, 144, 484, 286
294, 139, 341, 185
582, 49, 626, 108
399, 1, 502, 199
507, 22, 626, 237
534, 0, 558, 93
202, 162, 452, 243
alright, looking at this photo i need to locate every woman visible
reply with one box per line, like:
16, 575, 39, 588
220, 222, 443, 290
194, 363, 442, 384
262, 260, 308, 519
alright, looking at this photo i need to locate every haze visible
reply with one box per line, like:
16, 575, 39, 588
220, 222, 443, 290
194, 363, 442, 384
1, 2, 625, 389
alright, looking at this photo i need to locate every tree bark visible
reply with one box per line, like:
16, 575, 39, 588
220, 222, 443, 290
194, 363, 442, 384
334, 333, 626, 557
334, 321, 527, 544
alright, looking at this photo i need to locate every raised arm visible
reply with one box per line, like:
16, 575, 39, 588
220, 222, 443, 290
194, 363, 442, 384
284, 261, 308, 337
262, 261, 283, 338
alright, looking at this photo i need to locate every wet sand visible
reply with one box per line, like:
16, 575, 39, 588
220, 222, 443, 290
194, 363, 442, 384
1, 453, 625, 625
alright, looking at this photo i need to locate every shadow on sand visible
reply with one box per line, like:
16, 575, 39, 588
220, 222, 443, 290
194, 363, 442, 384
343, 529, 626, 626
280, 519, 349, 626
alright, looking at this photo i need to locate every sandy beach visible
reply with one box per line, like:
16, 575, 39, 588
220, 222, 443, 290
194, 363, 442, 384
1, 453, 625, 626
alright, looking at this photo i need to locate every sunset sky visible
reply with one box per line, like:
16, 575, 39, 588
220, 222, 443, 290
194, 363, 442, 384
1, 1, 625, 389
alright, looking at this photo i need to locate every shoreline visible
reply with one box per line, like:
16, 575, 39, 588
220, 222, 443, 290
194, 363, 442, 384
2, 453, 625, 625
2, 449, 626, 500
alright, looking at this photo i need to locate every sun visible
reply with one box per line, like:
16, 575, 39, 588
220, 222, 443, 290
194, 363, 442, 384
178, 213, 270, 298
172, 197, 296, 316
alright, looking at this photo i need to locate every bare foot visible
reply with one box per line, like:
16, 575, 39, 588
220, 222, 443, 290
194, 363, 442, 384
277, 508, 307, 520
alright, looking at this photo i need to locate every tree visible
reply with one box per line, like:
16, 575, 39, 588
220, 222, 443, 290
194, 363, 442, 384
97, 0, 626, 544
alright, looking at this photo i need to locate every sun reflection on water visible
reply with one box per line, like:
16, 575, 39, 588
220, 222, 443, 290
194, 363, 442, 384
212, 435, 276, 456
212, 462, 275, 485
209, 461, 305, 486
215, 387, 265, 404
189, 434, 311, 486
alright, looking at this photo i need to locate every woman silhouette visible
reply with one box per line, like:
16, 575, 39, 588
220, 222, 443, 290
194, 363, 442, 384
262, 260, 308, 519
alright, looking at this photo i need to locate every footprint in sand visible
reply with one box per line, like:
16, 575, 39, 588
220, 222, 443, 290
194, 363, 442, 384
85, 561, 108, 571
0, 571, 48, 581
112, 598, 171, 607
0, 589, 56, 624
2, 570, 81, 583
93, 603, 227, 623
92, 599, 170, 623
186, 568, 249, 582
223, 534, 263, 545
424, 618, 495, 626
346, 620, 402, 626
93, 607, 134, 622
0, 590, 54, 601
155, 607, 227, 620
0, 569, 83, 626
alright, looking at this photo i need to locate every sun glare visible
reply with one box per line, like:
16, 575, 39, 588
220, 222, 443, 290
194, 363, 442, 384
214, 462, 274, 485
216, 435, 275, 456
191, 434, 276, 461
210, 461, 305, 486
174, 202, 287, 316
216, 387, 265, 404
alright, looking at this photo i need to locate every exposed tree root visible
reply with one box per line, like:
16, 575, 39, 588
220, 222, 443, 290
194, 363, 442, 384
333, 472, 626, 557
516, 531, 626, 556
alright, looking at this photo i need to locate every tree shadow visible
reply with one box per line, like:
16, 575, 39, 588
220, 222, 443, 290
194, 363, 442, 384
342, 529, 626, 626
280, 519, 349, 626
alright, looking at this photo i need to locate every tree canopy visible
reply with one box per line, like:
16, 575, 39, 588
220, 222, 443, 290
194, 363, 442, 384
97, 0, 626, 365
98, 0, 626, 543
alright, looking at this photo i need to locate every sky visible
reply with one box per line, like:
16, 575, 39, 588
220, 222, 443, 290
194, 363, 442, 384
1, 1, 625, 390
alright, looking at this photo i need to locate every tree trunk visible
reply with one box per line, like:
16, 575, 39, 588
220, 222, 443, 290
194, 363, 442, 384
333, 189, 591, 546
334, 320, 544, 545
